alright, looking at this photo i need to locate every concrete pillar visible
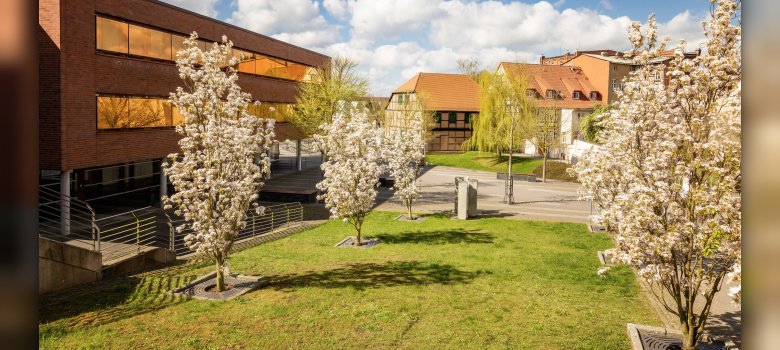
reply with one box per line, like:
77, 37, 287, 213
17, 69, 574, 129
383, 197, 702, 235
60, 170, 72, 236
159, 164, 168, 201
296, 139, 303, 171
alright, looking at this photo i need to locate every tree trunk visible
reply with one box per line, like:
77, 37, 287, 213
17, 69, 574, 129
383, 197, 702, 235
542, 153, 548, 183
407, 202, 414, 220
682, 325, 698, 350
354, 219, 363, 246
215, 260, 225, 292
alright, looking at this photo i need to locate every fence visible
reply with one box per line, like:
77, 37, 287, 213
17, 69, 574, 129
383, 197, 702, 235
39, 182, 304, 262
38, 184, 98, 250
168, 202, 304, 256
94, 207, 169, 263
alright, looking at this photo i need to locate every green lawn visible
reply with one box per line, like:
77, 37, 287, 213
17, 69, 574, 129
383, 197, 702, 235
426, 151, 576, 181
40, 212, 658, 349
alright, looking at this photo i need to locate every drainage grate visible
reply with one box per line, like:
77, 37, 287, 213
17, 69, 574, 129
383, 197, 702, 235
172, 273, 267, 301
639, 330, 726, 350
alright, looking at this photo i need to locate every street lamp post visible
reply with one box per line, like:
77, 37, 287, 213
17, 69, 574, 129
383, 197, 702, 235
504, 98, 514, 204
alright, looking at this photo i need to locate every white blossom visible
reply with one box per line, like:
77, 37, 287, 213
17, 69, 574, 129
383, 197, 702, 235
384, 116, 426, 220
316, 108, 383, 245
573, 1, 740, 348
597, 266, 611, 277
163, 33, 274, 291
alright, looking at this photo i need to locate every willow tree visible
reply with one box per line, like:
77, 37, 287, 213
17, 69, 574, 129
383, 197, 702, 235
289, 57, 369, 141
466, 71, 534, 203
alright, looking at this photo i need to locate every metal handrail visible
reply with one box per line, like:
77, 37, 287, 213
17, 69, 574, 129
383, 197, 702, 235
169, 202, 304, 255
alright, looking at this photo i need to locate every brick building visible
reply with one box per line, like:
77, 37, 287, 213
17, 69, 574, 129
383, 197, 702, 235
385, 73, 479, 153
38, 0, 329, 208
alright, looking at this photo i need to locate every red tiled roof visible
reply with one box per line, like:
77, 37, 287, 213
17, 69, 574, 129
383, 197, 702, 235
393, 73, 479, 111
499, 62, 600, 109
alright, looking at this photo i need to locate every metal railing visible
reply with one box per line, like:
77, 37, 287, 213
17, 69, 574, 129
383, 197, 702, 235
168, 202, 304, 256
38, 185, 98, 250
39, 183, 303, 263
95, 207, 169, 263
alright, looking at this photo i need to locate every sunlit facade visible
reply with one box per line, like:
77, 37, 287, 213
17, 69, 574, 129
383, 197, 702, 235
39, 0, 329, 209
96, 16, 317, 82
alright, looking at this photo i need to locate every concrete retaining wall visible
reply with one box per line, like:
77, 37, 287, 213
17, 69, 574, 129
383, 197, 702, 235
39, 237, 102, 294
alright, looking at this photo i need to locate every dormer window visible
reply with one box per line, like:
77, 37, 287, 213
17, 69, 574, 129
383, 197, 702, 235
545, 90, 557, 99
572, 91, 581, 100
589, 91, 600, 100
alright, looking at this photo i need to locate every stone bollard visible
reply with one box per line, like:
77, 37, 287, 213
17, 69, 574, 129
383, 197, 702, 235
455, 177, 478, 219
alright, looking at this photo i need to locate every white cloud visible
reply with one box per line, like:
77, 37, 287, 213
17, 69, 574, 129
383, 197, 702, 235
228, 0, 341, 47
163, 0, 710, 96
349, 0, 444, 45
163, 0, 219, 17
658, 11, 707, 51
430, 1, 634, 54
323, 0, 355, 20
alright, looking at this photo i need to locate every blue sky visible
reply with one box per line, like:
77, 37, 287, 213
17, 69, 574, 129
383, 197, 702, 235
163, 0, 713, 95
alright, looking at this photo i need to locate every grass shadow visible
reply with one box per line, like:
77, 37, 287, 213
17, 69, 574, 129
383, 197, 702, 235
39, 262, 204, 334
375, 228, 494, 245
268, 261, 490, 291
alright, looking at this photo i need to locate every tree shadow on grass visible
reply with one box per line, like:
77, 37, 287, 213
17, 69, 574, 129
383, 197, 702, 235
375, 228, 494, 245
269, 261, 490, 291
39, 262, 202, 333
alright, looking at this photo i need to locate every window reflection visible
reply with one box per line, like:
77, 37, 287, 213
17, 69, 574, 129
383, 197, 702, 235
98, 95, 294, 129
129, 24, 172, 60
98, 96, 179, 130
96, 17, 128, 53
96, 15, 316, 82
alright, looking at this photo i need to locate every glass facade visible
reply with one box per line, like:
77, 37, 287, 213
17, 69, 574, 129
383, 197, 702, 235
129, 24, 172, 60
95, 15, 316, 82
96, 17, 128, 53
98, 95, 292, 130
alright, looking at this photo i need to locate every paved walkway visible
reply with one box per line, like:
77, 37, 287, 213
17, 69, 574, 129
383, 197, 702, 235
375, 165, 593, 223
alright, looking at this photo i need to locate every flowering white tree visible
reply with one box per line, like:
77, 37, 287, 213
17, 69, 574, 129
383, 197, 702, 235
385, 116, 426, 220
573, 2, 741, 349
163, 33, 275, 292
316, 108, 383, 246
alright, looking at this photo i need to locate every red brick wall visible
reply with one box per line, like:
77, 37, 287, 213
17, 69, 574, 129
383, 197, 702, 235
39, 0, 62, 170
40, 0, 329, 171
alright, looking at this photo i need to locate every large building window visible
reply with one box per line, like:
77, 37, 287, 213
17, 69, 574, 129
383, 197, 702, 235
98, 95, 294, 130
95, 15, 315, 82
97, 96, 173, 129
129, 24, 172, 60
96, 17, 128, 53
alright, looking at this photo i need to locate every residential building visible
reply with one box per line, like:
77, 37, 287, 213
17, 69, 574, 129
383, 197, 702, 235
497, 62, 600, 160
385, 73, 479, 152
563, 49, 700, 103
539, 49, 620, 65
39, 0, 329, 210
